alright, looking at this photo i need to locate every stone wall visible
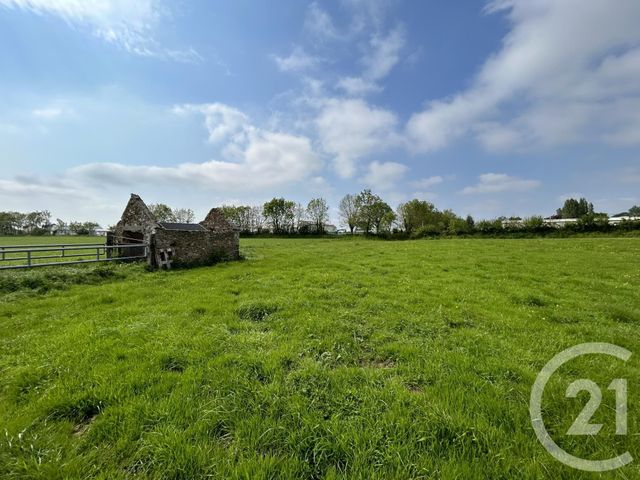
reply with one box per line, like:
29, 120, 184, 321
112, 194, 240, 268
114, 194, 156, 245
152, 229, 239, 267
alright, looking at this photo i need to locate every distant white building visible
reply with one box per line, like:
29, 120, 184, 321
297, 220, 337, 234
500, 216, 640, 228
542, 216, 640, 227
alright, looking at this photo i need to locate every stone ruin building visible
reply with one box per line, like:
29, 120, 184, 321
110, 194, 239, 268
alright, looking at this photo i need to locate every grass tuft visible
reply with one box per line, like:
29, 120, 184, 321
609, 306, 638, 323
236, 301, 279, 321
48, 397, 104, 423
159, 355, 188, 372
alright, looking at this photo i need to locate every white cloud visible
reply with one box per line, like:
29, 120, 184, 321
172, 103, 251, 145
315, 98, 399, 177
462, 173, 540, 194
338, 25, 405, 97
407, 0, 640, 152
73, 135, 318, 191
273, 46, 320, 72
0, 0, 200, 61
73, 102, 321, 191
304, 2, 340, 41
0, 177, 83, 197
32, 107, 63, 119
342, 0, 391, 30
298, 2, 404, 98
410, 175, 443, 189
336, 76, 382, 96
361, 161, 408, 191
364, 26, 405, 81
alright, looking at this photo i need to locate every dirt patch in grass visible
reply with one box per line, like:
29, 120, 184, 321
72, 414, 99, 437
360, 358, 396, 369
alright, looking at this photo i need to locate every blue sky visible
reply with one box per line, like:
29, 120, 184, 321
1, 0, 639, 227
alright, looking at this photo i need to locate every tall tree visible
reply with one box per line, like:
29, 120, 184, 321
354, 189, 390, 234
465, 215, 475, 229
249, 206, 264, 233
370, 201, 394, 233
24, 210, 51, 232
263, 198, 295, 233
220, 205, 253, 232
629, 205, 640, 216
338, 194, 359, 234
294, 203, 307, 232
173, 208, 195, 223
556, 198, 594, 219
148, 203, 175, 222
307, 198, 329, 233
397, 200, 439, 233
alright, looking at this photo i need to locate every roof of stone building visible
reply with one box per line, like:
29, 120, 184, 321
158, 222, 207, 231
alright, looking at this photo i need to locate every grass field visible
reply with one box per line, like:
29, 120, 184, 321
0, 236, 109, 269
1, 236, 639, 479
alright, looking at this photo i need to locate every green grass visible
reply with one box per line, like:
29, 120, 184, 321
0, 236, 102, 246
1, 237, 639, 479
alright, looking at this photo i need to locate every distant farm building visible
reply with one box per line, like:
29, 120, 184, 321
297, 220, 338, 234
112, 194, 239, 268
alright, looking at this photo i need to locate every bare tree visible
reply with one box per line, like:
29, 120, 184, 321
173, 208, 195, 223
148, 203, 175, 222
249, 206, 264, 233
307, 198, 329, 233
294, 202, 306, 232
339, 194, 359, 234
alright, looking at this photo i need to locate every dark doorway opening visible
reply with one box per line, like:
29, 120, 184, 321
121, 230, 145, 257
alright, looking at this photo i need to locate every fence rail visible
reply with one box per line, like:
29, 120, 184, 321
0, 243, 148, 270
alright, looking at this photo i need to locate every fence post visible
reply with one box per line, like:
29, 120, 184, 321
106, 231, 114, 259
61, 246, 65, 258
27, 250, 31, 267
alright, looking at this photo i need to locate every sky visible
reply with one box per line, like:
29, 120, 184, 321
0, 0, 639, 227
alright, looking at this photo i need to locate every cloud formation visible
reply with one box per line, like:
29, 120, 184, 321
363, 26, 405, 81
462, 173, 539, 194
273, 46, 320, 72
360, 161, 408, 191
32, 107, 63, 119
315, 98, 399, 178
336, 76, 382, 96
75, 102, 321, 191
0, 0, 200, 61
407, 0, 640, 152
410, 176, 443, 189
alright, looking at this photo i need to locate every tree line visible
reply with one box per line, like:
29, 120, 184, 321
0, 210, 102, 236
2, 196, 638, 238
220, 198, 330, 234
220, 194, 640, 237
147, 204, 195, 224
